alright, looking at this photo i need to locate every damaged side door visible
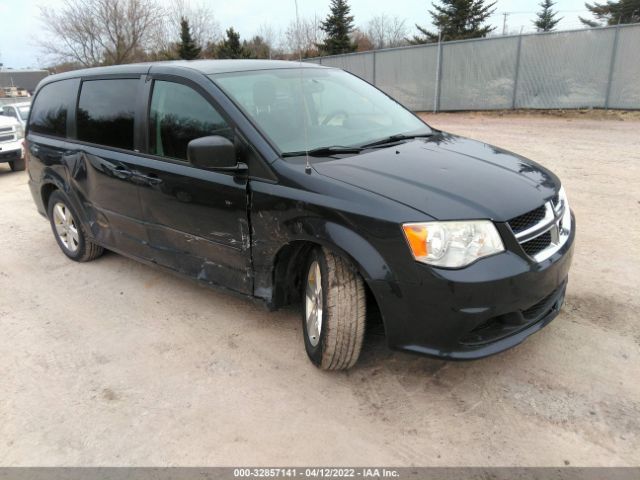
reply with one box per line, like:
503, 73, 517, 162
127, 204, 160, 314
71, 77, 150, 257
133, 76, 253, 294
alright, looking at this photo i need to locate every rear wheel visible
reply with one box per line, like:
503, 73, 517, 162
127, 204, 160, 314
302, 247, 366, 370
9, 158, 25, 171
47, 190, 104, 262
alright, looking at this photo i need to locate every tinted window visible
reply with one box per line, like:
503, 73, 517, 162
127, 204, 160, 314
28, 80, 76, 137
77, 79, 138, 150
149, 80, 232, 161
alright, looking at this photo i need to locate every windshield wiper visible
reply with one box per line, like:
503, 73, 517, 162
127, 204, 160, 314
281, 145, 364, 158
281, 133, 435, 158
359, 132, 434, 149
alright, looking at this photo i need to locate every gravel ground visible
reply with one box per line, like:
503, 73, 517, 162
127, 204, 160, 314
1, 113, 639, 466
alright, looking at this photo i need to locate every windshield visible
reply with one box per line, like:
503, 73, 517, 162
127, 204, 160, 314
18, 106, 30, 120
211, 68, 431, 155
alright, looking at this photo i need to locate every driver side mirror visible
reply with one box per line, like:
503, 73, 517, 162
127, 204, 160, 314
187, 135, 245, 171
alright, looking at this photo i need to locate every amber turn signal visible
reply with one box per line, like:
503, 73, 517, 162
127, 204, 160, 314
402, 224, 428, 258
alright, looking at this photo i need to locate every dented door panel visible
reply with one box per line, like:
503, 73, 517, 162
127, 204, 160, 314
135, 160, 252, 295
69, 143, 150, 256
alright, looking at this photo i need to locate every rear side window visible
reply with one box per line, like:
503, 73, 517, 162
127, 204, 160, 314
28, 80, 76, 137
77, 79, 138, 150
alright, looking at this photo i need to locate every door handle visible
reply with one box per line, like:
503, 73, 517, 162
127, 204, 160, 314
134, 172, 163, 186
112, 166, 133, 179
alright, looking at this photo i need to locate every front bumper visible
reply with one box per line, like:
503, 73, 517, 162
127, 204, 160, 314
370, 213, 575, 360
0, 144, 22, 163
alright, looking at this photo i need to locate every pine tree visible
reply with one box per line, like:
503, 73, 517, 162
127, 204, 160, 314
216, 28, 251, 59
318, 0, 357, 55
410, 0, 497, 44
244, 36, 271, 59
177, 17, 201, 60
580, 0, 640, 26
533, 0, 562, 31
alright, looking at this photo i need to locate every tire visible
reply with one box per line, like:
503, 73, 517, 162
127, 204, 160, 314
9, 158, 25, 171
47, 190, 104, 262
302, 247, 366, 370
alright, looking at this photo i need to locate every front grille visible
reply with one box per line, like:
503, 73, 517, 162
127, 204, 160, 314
508, 205, 547, 234
521, 231, 552, 257
0, 134, 15, 143
0, 127, 13, 134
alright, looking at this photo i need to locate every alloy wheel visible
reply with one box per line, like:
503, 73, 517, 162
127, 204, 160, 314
305, 260, 323, 347
52, 202, 79, 253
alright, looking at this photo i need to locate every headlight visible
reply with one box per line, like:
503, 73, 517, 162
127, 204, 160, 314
402, 220, 505, 268
15, 125, 24, 139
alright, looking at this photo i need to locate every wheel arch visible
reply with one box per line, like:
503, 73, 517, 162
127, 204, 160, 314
40, 182, 60, 216
265, 220, 394, 334
39, 170, 91, 231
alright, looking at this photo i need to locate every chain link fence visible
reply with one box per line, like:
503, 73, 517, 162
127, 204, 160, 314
307, 24, 640, 111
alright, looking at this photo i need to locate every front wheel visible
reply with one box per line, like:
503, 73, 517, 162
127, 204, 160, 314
302, 247, 366, 370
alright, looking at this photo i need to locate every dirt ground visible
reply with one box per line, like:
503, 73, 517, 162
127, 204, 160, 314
1, 113, 639, 467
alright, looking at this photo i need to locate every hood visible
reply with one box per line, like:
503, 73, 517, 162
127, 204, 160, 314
313, 133, 560, 222
0, 116, 20, 127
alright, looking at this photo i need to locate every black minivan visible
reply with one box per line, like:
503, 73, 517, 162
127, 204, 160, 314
26, 60, 574, 370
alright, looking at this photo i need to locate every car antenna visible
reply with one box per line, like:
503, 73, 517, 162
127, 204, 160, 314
294, 0, 312, 175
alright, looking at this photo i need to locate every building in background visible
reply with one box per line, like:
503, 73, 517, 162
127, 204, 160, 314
0, 67, 49, 97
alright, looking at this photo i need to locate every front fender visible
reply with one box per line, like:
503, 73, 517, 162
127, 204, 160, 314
252, 210, 400, 313
249, 165, 424, 313
297, 219, 393, 283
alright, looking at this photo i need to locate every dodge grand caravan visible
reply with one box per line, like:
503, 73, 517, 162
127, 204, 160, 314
26, 60, 575, 370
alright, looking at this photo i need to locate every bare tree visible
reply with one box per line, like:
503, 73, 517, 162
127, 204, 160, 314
352, 29, 374, 52
162, 0, 221, 50
39, 0, 164, 67
284, 15, 325, 58
366, 14, 409, 49
255, 23, 280, 59
243, 36, 270, 59
149, 0, 222, 59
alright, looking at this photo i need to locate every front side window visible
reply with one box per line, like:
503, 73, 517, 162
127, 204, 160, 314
77, 79, 138, 150
212, 68, 430, 155
149, 80, 232, 162
28, 80, 76, 137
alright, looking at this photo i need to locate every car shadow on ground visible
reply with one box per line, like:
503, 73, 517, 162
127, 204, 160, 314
0, 164, 26, 176
94, 247, 456, 376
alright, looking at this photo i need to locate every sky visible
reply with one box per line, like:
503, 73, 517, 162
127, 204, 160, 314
0, 0, 592, 69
